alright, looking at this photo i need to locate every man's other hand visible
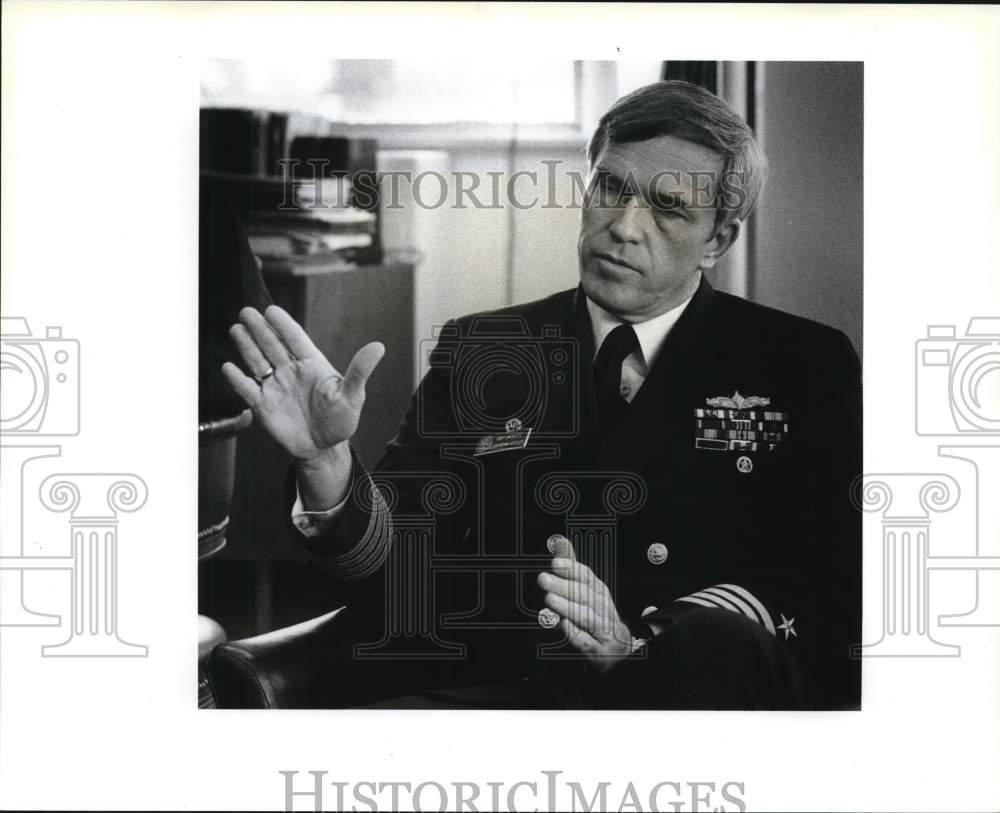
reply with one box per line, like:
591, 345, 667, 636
221, 305, 385, 462
537, 537, 631, 673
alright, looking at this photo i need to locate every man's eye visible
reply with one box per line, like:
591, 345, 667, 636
588, 188, 618, 209
594, 178, 621, 196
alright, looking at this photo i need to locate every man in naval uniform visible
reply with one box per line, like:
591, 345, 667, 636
222, 80, 862, 709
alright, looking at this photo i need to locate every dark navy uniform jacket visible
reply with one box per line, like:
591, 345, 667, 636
300, 276, 862, 709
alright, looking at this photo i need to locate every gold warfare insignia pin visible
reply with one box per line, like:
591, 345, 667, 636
705, 390, 771, 410
693, 391, 789, 452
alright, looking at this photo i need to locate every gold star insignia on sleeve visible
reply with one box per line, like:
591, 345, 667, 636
778, 613, 797, 640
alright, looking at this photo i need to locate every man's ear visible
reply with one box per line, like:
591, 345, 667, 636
697, 220, 741, 271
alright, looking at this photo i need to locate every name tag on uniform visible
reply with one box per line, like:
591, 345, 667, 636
693, 391, 789, 452
473, 418, 533, 456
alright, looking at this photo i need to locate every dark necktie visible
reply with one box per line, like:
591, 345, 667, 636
594, 323, 639, 437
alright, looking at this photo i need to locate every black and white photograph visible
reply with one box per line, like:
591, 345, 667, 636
1, 4, 998, 812
198, 59, 864, 712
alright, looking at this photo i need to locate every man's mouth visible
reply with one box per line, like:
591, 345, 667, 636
592, 251, 639, 273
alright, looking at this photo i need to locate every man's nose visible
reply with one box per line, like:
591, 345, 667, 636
607, 197, 644, 243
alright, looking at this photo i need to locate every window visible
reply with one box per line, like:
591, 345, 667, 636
201, 59, 664, 135
202, 59, 576, 125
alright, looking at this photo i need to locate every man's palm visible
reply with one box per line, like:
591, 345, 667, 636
254, 356, 357, 459
221, 305, 385, 462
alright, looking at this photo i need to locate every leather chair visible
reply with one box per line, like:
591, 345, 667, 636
207, 607, 355, 709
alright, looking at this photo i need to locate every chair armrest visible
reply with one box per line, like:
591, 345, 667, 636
207, 607, 351, 709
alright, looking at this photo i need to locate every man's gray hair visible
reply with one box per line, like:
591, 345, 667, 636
587, 80, 767, 232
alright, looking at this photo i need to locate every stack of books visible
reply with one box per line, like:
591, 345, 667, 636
243, 195, 377, 260
201, 111, 383, 268
203, 171, 379, 266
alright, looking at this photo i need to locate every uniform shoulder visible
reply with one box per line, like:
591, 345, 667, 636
450, 288, 576, 332
713, 289, 856, 358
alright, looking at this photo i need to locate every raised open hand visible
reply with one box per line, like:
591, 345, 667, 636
221, 305, 384, 462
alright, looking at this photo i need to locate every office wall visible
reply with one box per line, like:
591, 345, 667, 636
753, 62, 864, 359
381, 143, 587, 361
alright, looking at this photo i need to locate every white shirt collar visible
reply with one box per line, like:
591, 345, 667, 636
585, 292, 694, 372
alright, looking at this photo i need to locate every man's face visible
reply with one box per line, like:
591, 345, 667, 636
578, 133, 737, 321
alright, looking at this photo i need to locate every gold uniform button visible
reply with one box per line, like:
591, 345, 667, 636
736, 455, 754, 473
538, 608, 560, 629
546, 533, 569, 554
641, 605, 658, 618
646, 543, 669, 565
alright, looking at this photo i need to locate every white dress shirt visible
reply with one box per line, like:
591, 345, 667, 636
584, 294, 692, 403
292, 291, 695, 536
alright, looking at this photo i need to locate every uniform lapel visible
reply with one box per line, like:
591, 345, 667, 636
532, 287, 600, 455
592, 275, 721, 473
571, 287, 601, 448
